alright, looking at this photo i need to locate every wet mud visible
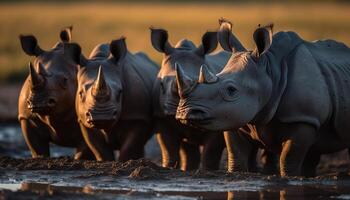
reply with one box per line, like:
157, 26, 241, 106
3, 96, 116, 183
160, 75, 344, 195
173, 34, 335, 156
1, 123, 350, 199
1, 156, 350, 199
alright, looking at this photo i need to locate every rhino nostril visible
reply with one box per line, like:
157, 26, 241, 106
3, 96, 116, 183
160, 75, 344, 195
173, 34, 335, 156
187, 109, 207, 119
27, 100, 32, 107
86, 111, 91, 118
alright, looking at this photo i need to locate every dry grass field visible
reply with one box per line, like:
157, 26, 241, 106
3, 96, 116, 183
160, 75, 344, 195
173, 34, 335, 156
0, 2, 350, 83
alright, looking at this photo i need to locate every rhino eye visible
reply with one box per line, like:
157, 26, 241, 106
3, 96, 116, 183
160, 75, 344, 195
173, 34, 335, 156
79, 91, 84, 99
59, 76, 68, 89
227, 86, 237, 96
116, 90, 122, 101
220, 83, 238, 101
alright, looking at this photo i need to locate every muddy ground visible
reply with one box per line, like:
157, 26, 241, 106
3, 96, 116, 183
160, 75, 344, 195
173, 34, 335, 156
1, 123, 350, 199
1, 85, 350, 199
1, 156, 350, 199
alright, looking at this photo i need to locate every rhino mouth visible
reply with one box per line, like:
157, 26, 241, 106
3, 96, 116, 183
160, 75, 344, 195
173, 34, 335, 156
28, 103, 53, 115
179, 118, 213, 127
85, 109, 118, 129
27, 96, 56, 115
176, 107, 212, 127
163, 108, 177, 116
87, 119, 116, 129
161, 100, 178, 116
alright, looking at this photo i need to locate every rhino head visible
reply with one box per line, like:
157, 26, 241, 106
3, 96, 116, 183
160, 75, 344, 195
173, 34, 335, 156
20, 27, 81, 115
176, 20, 274, 131
76, 38, 126, 129
150, 27, 218, 116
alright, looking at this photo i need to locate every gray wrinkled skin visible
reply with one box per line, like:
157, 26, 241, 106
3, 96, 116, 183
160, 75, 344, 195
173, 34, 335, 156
18, 27, 93, 159
150, 28, 229, 170
176, 20, 350, 177
76, 38, 158, 161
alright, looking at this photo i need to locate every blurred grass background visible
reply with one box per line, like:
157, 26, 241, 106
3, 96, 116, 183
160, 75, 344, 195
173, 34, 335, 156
0, 2, 350, 84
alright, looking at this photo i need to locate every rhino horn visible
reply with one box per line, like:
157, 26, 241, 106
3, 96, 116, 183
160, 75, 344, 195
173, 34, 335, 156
29, 62, 44, 87
92, 65, 109, 97
198, 64, 218, 84
175, 63, 195, 98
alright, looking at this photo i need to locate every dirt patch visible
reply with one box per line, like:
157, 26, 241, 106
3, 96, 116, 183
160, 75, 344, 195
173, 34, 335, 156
0, 156, 181, 179
1, 156, 350, 181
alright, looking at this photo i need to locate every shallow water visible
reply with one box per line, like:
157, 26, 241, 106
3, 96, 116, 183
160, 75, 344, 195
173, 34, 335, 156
1, 169, 350, 199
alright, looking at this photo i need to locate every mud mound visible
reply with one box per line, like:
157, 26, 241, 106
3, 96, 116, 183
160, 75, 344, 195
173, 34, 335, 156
0, 156, 179, 179
0, 156, 118, 171
111, 159, 172, 179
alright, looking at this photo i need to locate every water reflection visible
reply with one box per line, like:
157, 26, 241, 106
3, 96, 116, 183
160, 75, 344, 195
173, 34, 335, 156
0, 182, 346, 200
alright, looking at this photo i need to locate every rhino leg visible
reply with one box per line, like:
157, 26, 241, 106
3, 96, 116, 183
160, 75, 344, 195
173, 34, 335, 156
118, 120, 153, 162
224, 130, 256, 172
279, 123, 316, 177
74, 144, 95, 160
260, 150, 279, 174
201, 132, 225, 170
179, 142, 200, 171
79, 124, 115, 161
20, 119, 50, 158
301, 152, 320, 177
156, 131, 181, 168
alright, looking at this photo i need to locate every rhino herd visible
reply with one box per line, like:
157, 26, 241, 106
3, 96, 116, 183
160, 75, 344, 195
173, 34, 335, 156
18, 19, 350, 177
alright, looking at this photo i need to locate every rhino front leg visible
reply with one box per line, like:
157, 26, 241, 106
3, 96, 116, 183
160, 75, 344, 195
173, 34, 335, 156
118, 121, 153, 162
79, 124, 114, 161
74, 144, 95, 160
224, 130, 257, 172
301, 152, 320, 177
20, 119, 50, 158
156, 130, 180, 168
279, 123, 316, 177
201, 132, 225, 170
179, 142, 200, 171
260, 150, 279, 174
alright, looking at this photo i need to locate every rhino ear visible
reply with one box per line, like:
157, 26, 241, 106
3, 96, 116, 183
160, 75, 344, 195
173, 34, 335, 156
195, 31, 218, 56
150, 27, 174, 54
64, 43, 81, 64
217, 18, 246, 53
110, 37, 127, 63
19, 35, 44, 56
60, 26, 73, 42
253, 23, 273, 58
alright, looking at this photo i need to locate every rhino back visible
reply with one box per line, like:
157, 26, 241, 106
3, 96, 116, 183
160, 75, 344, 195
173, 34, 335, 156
276, 38, 350, 140
307, 40, 350, 138
120, 52, 159, 121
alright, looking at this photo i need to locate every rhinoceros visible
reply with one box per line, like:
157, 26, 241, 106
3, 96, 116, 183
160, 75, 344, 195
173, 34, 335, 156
76, 37, 158, 161
175, 19, 350, 177
150, 28, 230, 170
18, 27, 93, 159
